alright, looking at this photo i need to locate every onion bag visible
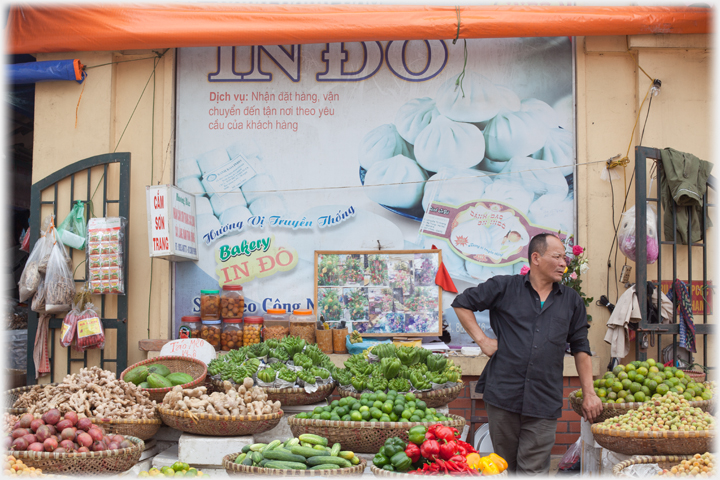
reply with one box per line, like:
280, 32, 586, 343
75, 302, 105, 351
618, 204, 659, 264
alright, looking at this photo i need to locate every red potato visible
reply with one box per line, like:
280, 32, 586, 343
42, 409, 62, 426
111, 435, 124, 444
54, 447, 67, 454
76, 432, 92, 448
43, 437, 58, 452
30, 418, 45, 432
91, 441, 105, 452
19, 414, 34, 429
22, 434, 37, 445
77, 418, 93, 432
11, 428, 28, 439
107, 442, 119, 450
55, 419, 72, 431
4, 436, 13, 450
13, 421, 21, 430
60, 439, 75, 451
88, 428, 103, 442
64, 411, 79, 426
61, 428, 75, 441
46, 425, 57, 435
77, 446, 90, 453
28, 442, 45, 452
35, 425, 51, 442
11, 437, 28, 450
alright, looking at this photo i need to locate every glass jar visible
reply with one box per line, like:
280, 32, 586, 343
178, 316, 201, 340
200, 289, 220, 320
200, 320, 222, 350
263, 309, 290, 341
221, 285, 245, 319
243, 316, 263, 345
289, 309, 316, 344
221, 319, 243, 350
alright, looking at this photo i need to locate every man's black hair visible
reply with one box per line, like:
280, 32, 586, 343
528, 233, 560, 258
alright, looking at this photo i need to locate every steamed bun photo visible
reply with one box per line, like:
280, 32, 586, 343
395, 97, 440, 144
498, 156, 569, 198
358, 124, 412, 170
531, 127, 574, 177
414, 115, 485, 172
483, 110, 549, 162
421, 167, 493, 211
435, 71, 520, 123
364, 155, 428, 209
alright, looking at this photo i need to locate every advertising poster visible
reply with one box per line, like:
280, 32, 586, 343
175, 38, 575, 341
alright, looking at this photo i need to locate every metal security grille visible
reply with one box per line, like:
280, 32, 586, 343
26, 153, 130, 385
634, 146, 715, 374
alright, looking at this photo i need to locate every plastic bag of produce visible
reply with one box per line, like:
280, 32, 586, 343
18, 232, 46, 302
44, 236, 76, 314
60, 304, 81, 347
75, 302, 105, 351
31, 279, 46, 314
618, 204, 659, 264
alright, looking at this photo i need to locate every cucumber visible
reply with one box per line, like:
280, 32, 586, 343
330, 443, 341, 456
241, 445, 252, 454
310, 464, 340, 470
234, 453, 246, 464
252, 451, 264, 464
338, 451, 354, 460
283, 438, 300, 448
306, 456, 352, 468
249, 443, 268, 452
264, 460, 308, 470
241, 454, 254, 466
300, 441, 314, 448
263, 449, 307, 464
313, 444, 328, 451
262, 440, 282, 454
290, 446, 326, 458
350, 455, 360, 465
298, 434, 328, 446
259, 459, 271, 467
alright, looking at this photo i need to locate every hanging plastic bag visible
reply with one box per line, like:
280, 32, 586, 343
558, 437, 581, 471
44, 237, 76, 314
75, 302, 105, 351
58, 200, 87, 250
31, 279, 47, 314
18, 233, 46, 302
86, 217, 127, 295
37, 222, 57, 275
618, 204, 659, 264
60, 305, 81, 347
20, 228, 30, 253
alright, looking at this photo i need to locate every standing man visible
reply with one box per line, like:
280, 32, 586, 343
452, 233, 601, 475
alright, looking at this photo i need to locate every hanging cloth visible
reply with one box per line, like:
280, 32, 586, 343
33, 313, 52, 379
431, 245, 457, 293
666, 279, 697, 353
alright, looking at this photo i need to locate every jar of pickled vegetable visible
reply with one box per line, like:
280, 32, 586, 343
200, 289, 220, 320
243, 316, 263, 345
200, 320, 222, 350
263, 309, 289, 341
289, 309, 316, 344
178, 316, 201, 340
221, 285, 244, 319
221, 319, 243, 350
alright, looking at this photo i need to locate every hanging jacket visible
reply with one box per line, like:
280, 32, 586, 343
660, 148, 713, 244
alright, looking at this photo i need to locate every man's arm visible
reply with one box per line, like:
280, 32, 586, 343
453, 307, 498, 356
573, 351, 602, 422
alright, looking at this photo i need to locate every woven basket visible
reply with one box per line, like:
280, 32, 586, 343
223, 452, 367, 476
612, 455, 694, 477
568, 389, 715, 423
211, 378, 337, 406
90, 417, 162, 441
288, 413, 466, 453
120, 356, 207, 403
591, 424, 715, 455
338, 382, 464, 408
681, 370, 707, 383
5, 384, 60, 415
6, 435, 144, 474
370, 464, 507, 477
157, 405, 282, 436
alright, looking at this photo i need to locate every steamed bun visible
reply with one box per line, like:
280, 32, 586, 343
358, 124, 412, 170
527, 193, 573, 233
498, 156, 569, 197
435, 72, 519, 123
395, 97, 440, 144
364, 155, 428, 209
520, 98, 559, 129
421, 167, 493, 211
414, 116, 484, 172
482, 179, 535, 214
483, 110, 549, 162
531, 127, 574, 177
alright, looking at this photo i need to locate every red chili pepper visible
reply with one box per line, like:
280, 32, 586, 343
405, 443, 421, 463
420, 439, 440, 460
435, 426, 455, 443
456, 440, 477, 454
438, 440, 457, 460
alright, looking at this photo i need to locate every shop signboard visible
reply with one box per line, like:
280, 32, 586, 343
174, 38, 575, 339
146, 185, 199, 261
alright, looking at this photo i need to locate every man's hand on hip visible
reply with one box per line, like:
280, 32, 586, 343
582, 393, 603, 423
478, 336, 498, 357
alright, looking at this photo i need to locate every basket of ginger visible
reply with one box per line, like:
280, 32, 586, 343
612, 452, 715, 477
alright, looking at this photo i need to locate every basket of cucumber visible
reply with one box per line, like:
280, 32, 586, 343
120, 356, 207, 403
223, 435, 367, 476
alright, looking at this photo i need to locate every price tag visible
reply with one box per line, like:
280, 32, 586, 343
160, 339, 216, 365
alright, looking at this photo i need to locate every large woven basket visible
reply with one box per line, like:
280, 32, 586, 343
157, 405, 282, 436
288, 413, 466, 453
120, 356, 207, 403
6, 384, 59, 415
681, 369, 707, 383
90, 417, 162, 441
338, 382, 464, 408
612, 455, 694, 477
370, 464, 507, 477
223, 452, 367, 476
211, 378, 337, 406
568, 389, 715, 423
6, 435, 144, 474
591, 424, 715, 455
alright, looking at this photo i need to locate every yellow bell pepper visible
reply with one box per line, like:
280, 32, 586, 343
488, 453, 508, 472
466, 453, 482, 470
479, 458, 500, 476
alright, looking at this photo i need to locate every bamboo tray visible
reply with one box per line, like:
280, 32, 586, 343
591, 424, 714, 456
5, 384, 59, 415
568, 389, 715, 423
157, 405, 283, 436
288, 413, 466, 453
370, 464, 507, 477
223, 452, 367, 476
6, 435, 144, 475
90, 417, 162, 441
211, 378, 337, 406
612, 455, 694, 477
120, 356, 207, 403
338, 382, 463, 408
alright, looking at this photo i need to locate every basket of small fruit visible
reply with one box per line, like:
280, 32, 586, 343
612, 453, 712, 477
120, 356, 207, 403
288, 391, 465, 453
141, 461, 211, 478
223, 436, 366, 476
590, 393, 715, 456
569, 360, 714, 423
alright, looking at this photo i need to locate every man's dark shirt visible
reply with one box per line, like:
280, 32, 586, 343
451, 274, 590, 419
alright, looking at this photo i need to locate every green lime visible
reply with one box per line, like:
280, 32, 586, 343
617, 371, 629, 381
380, 415, 391, 422
655, 384, 669, 395
593, 379, 600, 388
320, 411, 332, 420
612, 365, 625, 375
621, 379, 632, 390
627, 371, 637, 381
172, 462, 185, 472
625, 364, 636, 372
389, 412, 399, 422
646, 380, 658, 392
597, 388, 607, 398
634, 374, 646, 384
612, 382, 623, 393
607, 391, 617, 400
636, 366, 648, 377
377, 392, 388, 402
342, 414, 351, 421
647, 358, 656, 367
369, 394, 378, 402
350, 411, 362, 421
617, 390, 628, 399
701, 391, 713, 400
401, 410, 412, 419
382, 403, 393, 414
331, 400, 340, 407
361, 410, 371, 421
373, 400, 383, 409
629, 382, 641, 394
371, 409, 383, 420
641, 386, 651, 396
604, 378, 614, 389
405, 392, 416, 401
633, 391, 646, 402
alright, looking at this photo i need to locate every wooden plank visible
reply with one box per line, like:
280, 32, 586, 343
139, 339, 171, 351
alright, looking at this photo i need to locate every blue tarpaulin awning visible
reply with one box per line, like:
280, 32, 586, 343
7, 59, 85, 84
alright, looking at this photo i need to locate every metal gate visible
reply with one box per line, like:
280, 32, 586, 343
633, 146, 714, 374
26, 153, 130, 385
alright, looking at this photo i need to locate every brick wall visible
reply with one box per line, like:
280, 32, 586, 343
328, 375, 583, 456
